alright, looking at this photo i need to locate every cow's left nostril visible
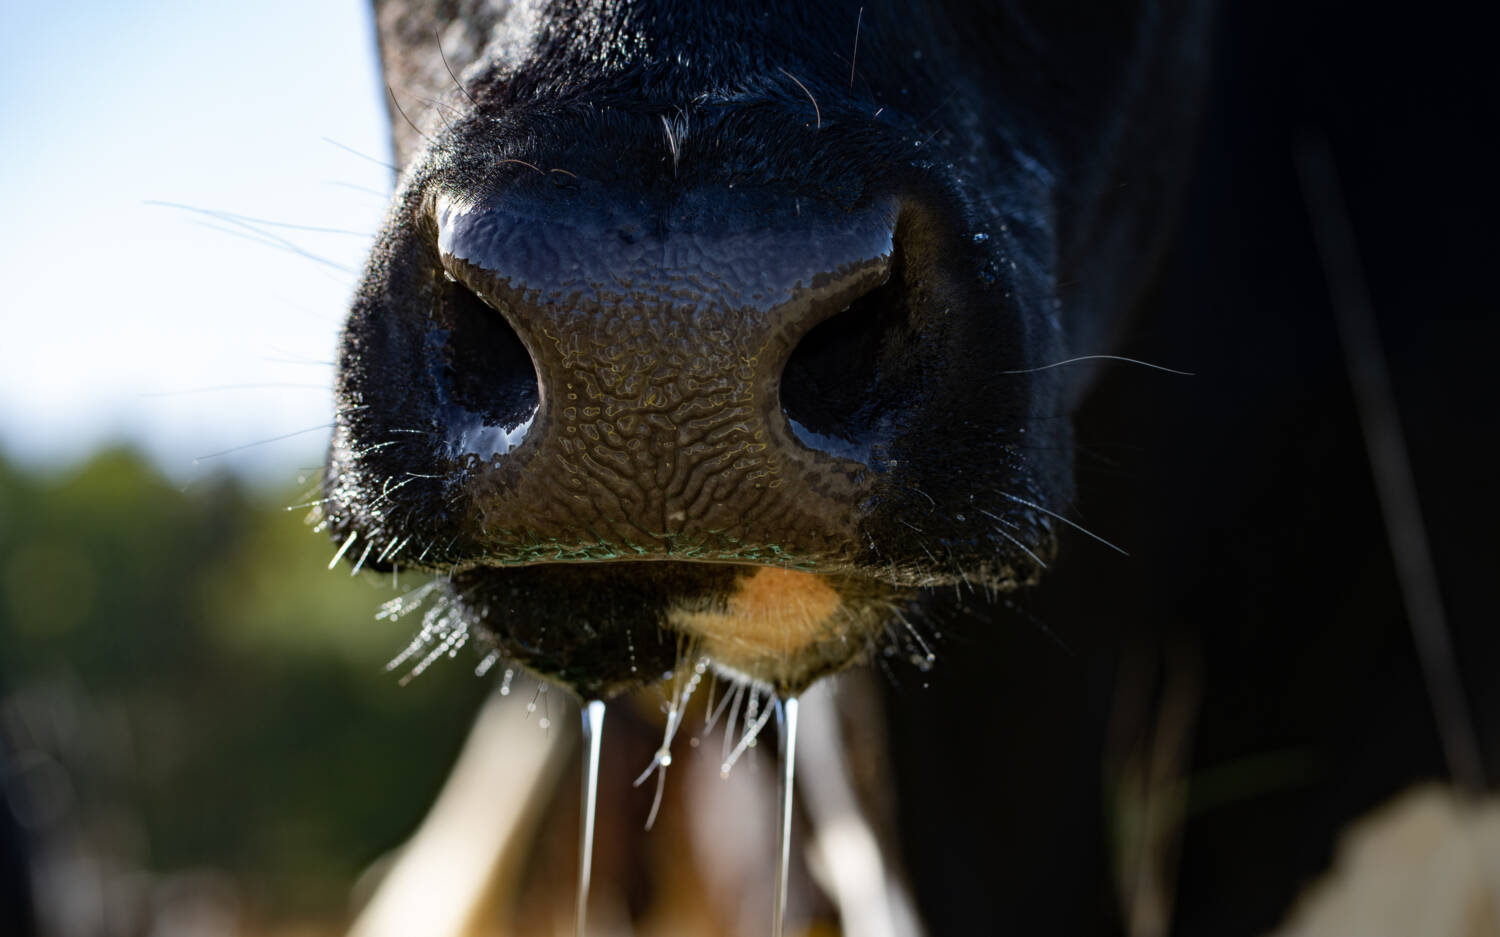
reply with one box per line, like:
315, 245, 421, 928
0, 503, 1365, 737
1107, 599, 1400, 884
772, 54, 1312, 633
780, 249, 911, 464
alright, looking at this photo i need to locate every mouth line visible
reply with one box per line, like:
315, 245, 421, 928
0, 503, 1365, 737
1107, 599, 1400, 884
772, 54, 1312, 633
458, 554, 825, 572
418, 548, 867, 580
369, 537, 1038, 593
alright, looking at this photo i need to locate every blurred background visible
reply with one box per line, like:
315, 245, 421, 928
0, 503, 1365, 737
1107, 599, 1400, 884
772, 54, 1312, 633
1, 2, 495, 934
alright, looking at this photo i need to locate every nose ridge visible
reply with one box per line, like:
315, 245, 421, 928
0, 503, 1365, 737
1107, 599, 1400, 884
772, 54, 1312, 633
434, 189, 894, 553
436, 190, 894, 338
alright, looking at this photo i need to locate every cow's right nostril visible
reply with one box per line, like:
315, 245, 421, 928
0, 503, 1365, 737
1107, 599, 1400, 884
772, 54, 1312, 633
780, 247, 911, 465
429, 273, 541, 461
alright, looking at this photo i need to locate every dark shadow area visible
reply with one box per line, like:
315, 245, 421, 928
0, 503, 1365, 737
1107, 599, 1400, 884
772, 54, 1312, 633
882, 1, 1497, 934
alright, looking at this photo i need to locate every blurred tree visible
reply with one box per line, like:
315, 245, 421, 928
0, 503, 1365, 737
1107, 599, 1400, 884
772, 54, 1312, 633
0, 447, 493, 933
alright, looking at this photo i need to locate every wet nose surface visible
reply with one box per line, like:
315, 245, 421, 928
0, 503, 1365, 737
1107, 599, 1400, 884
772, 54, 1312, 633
433, 188, 897, 564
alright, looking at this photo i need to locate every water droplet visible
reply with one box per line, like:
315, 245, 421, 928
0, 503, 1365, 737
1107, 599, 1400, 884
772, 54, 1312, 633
576, 700, 606, 937
772, 696, 800, 937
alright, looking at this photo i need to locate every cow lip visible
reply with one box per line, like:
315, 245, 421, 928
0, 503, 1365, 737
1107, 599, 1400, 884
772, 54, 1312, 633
443, 558, 907, 695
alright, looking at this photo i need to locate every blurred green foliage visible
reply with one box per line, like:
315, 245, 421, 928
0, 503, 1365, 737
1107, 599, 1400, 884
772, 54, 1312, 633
0, 447, 493, 926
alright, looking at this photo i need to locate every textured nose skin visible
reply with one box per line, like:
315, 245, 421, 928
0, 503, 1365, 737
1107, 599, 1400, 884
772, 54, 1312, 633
434, 189, 896, 565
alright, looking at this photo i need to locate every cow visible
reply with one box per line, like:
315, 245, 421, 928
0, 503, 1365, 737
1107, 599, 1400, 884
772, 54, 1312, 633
323, 1, 1498, 935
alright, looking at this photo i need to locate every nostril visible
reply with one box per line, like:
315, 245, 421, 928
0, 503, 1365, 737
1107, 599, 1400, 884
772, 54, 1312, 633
780, 250, 911, 464
430, 274, 540, 461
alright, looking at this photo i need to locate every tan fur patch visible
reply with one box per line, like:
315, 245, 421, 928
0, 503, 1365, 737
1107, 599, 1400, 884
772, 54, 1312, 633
668, 567, 844, 676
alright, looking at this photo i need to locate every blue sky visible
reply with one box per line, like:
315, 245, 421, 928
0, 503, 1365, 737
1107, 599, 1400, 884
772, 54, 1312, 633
0, 0, 394, 483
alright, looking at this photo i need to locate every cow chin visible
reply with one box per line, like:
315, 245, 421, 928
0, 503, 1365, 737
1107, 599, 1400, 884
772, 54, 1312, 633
440, 561, 908, 697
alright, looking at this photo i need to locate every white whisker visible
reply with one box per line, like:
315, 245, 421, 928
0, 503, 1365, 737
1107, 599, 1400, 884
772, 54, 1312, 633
1000, 354, 1193, 376
328, 531, 358, 569
997, 492, 1128, 555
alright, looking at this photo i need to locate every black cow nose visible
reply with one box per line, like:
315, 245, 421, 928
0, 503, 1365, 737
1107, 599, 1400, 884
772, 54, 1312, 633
429, 187, 897, 548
